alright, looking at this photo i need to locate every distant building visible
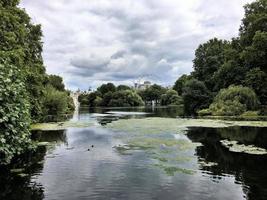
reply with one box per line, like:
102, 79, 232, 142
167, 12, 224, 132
134, 80, 152, 90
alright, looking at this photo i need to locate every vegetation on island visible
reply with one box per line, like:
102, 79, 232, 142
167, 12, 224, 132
79, 83, 184, 107
0, 0, 74, 164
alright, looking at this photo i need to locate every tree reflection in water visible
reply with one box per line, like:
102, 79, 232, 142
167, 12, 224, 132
187, 126, 267, 200
0, 130, 67, 200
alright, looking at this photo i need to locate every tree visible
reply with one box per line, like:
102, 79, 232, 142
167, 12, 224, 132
182, 79, 211, 115
0, 63, 32, 164
160, 90, 183, 106
42, 85, 69, 116
139, 84, 166, 104
205, 85, 259, 116
97, 83, 116, 96
243, 68, 267, 104
241, 31, 267, 72
117, 85, 131, 91
0, 0, 59, 121
108, 90, 144, 107
173, 74, 192, 95
47, 75, 65, 91
240, 0, 267, 47
192, 38, 229, 91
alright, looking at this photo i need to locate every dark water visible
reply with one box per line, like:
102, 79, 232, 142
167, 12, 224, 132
1, 107, 267, 200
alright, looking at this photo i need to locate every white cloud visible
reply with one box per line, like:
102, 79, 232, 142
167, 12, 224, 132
20, 0, 253, 90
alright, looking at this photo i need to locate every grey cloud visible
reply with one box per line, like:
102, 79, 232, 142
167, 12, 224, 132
20, 0, 253, 90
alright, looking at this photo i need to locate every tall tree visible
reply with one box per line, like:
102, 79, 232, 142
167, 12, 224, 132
192, 38, 229, 92
0, 0, 46, 120
182, 79, 211, 115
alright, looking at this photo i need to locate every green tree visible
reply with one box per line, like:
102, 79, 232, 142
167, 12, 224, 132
192, 38, 229, 91
206, 85, 259, 116
173, 74, 192, 95
109, 90, 144, 107
243, 68, 267, 104
47, 75, 65, 91
139, 84, 166, 104
0, 0, 46, 121
0, 63, 32, 164
117, 85, 131, 91
182, 79, 211, 115
240, 0, 267, 47
160, 90, 183, 106
97, 83, 116, 96
42, 85, 69, 116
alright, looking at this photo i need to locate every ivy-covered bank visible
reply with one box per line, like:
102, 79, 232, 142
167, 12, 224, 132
0, 0, 74, 164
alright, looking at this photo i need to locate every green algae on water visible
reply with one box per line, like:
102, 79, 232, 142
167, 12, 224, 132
31, 121, 97, 131
220, 140, 267, 155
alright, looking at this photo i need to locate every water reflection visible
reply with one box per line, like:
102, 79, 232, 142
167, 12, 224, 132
0, 147, 46, 200
187, 126, 267, 200
1, 108, 267, 199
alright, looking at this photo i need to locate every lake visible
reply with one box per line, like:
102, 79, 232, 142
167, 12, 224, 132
1, 106, 267, 200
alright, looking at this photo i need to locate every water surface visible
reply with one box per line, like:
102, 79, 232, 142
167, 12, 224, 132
1, 107, 267, 200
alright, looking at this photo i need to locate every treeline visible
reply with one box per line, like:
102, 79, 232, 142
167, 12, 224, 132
79, 83, 183, 107
0, 0, 74, 164
173, 0, 267, 116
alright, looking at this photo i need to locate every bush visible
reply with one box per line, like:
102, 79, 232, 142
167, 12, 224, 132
207, 85, 259, 116
198, 109, 212, 116
108, 90, 144, 107
0, 64, 33, 164
240, 111, 259, 117
160, 90, 183, 106
42, 86, 70, 116
209, 99, 246, 116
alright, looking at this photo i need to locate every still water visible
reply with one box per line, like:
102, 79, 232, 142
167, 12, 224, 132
1, 107, 267, 200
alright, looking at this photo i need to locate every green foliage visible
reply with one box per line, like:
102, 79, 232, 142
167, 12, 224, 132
117, 85, 131, 91
160, 90, 183, 106
209, 99, 247, 116
173, 74, 192, 95
243, 68, 267, 104
241, 111, 260, 117
79, 87, 144, 107
0, 2, 47, 121
0, 0, 73, 164
192, 38, 230, 91
240, 0, 267, 47
42, 86, 70, 116
47, 75, 65, 91
206, 86, 259, 116
175, 0, 267, 115
97, 83, 116, 96
182, 79, 211, 115
78, 93, 89, 105
0, 64, 33, 164
138, 84, 166, 104
108, 90, 144, 107
0, 0, 20, 7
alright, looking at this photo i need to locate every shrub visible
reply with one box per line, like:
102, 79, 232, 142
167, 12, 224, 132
42, 86, 69, 116
160, 90, 183, 106
198, 109, 212, 116
207, 85, 259, 116
209, 99, 246, 116
0, 64, 33, 164
108, 90, 144, 107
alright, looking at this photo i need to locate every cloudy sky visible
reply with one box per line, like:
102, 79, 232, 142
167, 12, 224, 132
20, 0, 253, 90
